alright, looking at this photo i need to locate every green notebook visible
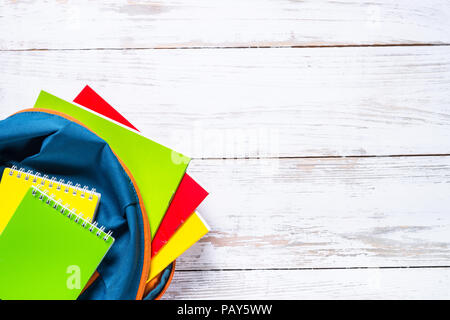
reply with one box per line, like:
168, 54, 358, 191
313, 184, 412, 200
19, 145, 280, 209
34, 91, 190, 237
0, 186, 114, 300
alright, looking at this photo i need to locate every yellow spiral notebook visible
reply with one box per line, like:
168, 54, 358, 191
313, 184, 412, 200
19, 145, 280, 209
0, 166, 101, 234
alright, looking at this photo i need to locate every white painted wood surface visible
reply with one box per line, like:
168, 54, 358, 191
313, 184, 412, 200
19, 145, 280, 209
182, 156, 450, 270
1, 46, 450, 158
164, 268, 450, 299
0, 1, 449, 300
1, 0, 450, 49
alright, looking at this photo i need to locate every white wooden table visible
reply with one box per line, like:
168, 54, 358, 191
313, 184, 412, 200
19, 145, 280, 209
1, 1, 449, 299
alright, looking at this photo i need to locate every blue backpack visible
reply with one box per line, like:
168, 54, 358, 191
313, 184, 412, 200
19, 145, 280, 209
0, 109, 174, 300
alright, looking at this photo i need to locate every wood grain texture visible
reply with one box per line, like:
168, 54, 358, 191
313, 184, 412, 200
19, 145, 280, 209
1, 0, 450, 50
178, 156, 450, 270
1, 45, 450, 158
163, 268, 450, 299
1, 1, 449, 299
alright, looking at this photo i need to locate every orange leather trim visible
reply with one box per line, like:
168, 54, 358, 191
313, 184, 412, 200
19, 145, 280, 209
13, 108, 152, 300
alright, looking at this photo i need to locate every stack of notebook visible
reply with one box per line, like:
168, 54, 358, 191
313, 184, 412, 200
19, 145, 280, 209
0, 86, 209, 300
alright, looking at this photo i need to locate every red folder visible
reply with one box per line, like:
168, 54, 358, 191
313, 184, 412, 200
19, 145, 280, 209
74, 85, 208, 256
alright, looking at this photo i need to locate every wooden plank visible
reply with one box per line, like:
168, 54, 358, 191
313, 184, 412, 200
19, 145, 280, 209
177, 156, 450, 270
1, 1, 450, 50
1, 46, 450, 157
163, 268, 450, 299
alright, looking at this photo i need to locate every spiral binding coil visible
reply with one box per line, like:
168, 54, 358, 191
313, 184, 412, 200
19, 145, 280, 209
31, 185, 113, 242
9, 165, 98, 200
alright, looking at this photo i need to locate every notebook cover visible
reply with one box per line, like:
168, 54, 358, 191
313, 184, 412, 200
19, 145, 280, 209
34, 91, 190, 237
0, 186, 114, 300
73, 85, 208, 256
0, 167, 100, 235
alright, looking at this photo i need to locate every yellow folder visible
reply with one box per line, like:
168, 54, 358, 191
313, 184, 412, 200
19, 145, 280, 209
0, 167, 101, 234
148, 212, 210, 281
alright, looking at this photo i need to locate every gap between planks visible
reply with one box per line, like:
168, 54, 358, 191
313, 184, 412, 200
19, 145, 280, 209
192, 153, 450, 161
176, 265, 450, 272
1, 43, 449, 52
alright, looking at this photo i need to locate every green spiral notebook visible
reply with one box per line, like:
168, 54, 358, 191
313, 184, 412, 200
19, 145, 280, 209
0, 186, 114, 300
